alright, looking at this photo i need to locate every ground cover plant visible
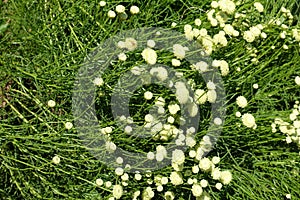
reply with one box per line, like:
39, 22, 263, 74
0, 0, 299, 199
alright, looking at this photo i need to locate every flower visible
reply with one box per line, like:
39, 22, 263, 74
169, 171, 183, 185
145, 114, 154, 122
108, 10, 116, 18
207, 90, 217, 103
99, 1, 106, 7
147, 40, 155, 48
52, 155, 60, 164
191, 184, 203, 197
118, 53, 127, 61
212, 156, 220, 164
254, 2, 264, 12
187, 178, 194, 185
192, 165, 199, 173
134, 173, 142, 181
236, 96, 248, 108
243, 31, 255, 42
194, 61, 208, 72
220, 170, 232, 184
219, 60, 229, 76
150, 66, 168, 81
280, 31, 286, 39
115, 167, 124, 176
214, 117, 222, 125
130, 5, 140, 14
218, 0, 236, 14
241, 113, 256, 128
112, 185, 123, 199
195, 89, 207, 104
168, 104, 180, 115
195, 18, 202, 26
211, 1, 219, 8
93, 77, 104, 86
124, 125, 132, 133
164, 191, 175, 200
175, 82, 189, 104
253, 83, 259, 89
186, 136, 196, 147
117, 41, 126, 49
106, 141, 116, 152
295, 76, 300, 85
250, 26, 261, 37
65, 122, 73, 130
200, 179, 208, 187
189, 150, 196, 158
210, 18, 218, 27
216, 182, 223, 190
173, 44, 188, 59
121, 173, 129, 181
105, 181, 112, 188
157, 185, 163, 192
184, 24, 192, 33
211, 167, 221, 180
147, 152, 155, 160
144, 91, 153, 100
47, 100, 56, 107
171, 59, 181, 66
116, 5, 125, 13
125, 37, 138, 51
223, 24, 235, 35
141, 48, 157, 65
199, 157, 212, 171
104, 126, 113, 133
96, 178, 103, 186
167, 116, 175, 124
286, 136, 292, 143
213, 32, 228, 46
116, 157, 123, 164
172, 149, 185, 165
156, 152, 164, 162
292, 29, 300, 41
199, 28, 208, 37
207, 81, 216, 90
142, 187, 155, 199
161, 177, 168, 185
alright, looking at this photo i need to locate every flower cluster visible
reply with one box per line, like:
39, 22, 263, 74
95, 154, 232, 199
106, 3, 139, 19
92, 21, 230, 198
272, 101, 300, 153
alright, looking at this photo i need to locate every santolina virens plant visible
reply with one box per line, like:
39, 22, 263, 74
68, 0, 300, 199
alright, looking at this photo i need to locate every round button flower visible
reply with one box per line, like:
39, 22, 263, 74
141, 48, 157, 65
144, 91, 153, 100
65, 122, 73, 130
47, 100, 56, 107
295, 76, 300, 85
108, 10, 116, 18
236, 96, 248, 108
241, 113, 256, 128
254, 2, 264, 12
191, 184, 203, 197
130, 5, 140, 14
52, 155, 60, 164
99, 1, 106, 7
116, 5, 125, 13
112, 184, 123, 199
